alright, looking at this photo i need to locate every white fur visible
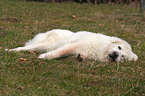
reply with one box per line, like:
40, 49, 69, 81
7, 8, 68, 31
6, 29, 138, 62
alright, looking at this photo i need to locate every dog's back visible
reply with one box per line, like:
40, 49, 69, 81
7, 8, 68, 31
25, 29, 74, 47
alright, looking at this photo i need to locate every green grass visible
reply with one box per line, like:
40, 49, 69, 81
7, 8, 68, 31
0, 0, 144, 95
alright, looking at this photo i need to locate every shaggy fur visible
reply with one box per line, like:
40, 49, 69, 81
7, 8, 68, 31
6, 29, 138, 62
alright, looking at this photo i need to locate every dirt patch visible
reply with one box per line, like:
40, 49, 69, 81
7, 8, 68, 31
1, 17, 20, 23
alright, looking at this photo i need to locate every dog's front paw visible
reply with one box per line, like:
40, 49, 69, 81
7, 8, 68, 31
38, 53, 53, 60
38, 54, 47, 59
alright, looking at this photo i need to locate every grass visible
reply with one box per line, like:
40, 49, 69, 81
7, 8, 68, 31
0, 0, 145, 95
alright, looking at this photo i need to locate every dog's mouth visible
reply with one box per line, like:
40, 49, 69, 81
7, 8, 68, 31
108, 51, 119, 61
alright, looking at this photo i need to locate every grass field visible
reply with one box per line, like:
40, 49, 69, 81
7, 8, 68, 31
0, 0, 145, 95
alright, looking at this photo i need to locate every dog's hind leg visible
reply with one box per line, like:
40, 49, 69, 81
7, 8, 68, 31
5, 42, 49, 52
38, 43, 82, 60
5, 47, 28, 52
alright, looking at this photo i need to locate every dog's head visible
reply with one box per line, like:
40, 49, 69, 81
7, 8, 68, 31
107, 38, 138, 62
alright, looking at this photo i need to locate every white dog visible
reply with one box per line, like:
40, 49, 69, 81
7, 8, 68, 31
6, 29, 138, 62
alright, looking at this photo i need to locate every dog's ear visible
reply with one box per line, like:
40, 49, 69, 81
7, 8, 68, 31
112, 40, 121, 44
111, 37, 126, 44
111, 38, 122, 44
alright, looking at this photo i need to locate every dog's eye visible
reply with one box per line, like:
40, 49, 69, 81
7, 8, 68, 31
118, 46, 122, 50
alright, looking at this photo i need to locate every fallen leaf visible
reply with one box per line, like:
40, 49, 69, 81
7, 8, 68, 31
36, 50, 39, 54
38, 62, 42, 66
72, 15, 77, 18
1, 17, 20, 23
19, 58, 27, 62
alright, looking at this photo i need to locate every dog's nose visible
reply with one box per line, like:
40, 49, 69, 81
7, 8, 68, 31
108, 51, 119, 61
113, 51, 119, 58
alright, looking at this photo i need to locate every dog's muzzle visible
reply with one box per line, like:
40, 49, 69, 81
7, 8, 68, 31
108, 51, 119, 61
